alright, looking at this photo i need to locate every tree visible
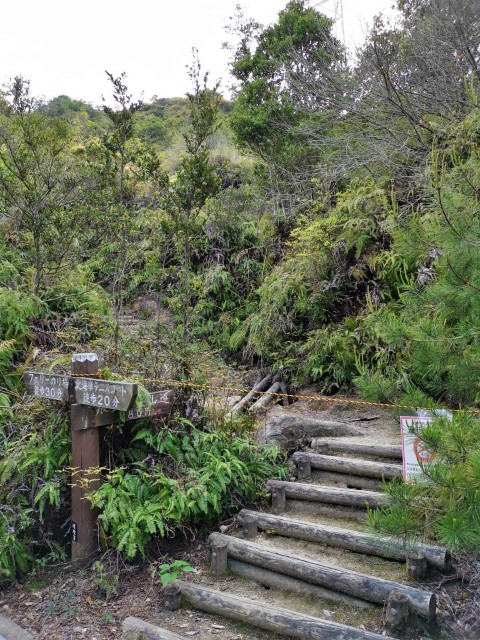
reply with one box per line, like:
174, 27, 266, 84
140, 51, 221, 373
100, 71, 143, 362
290, 0, 480, 190
0, 78, 91, 296
228, 1, 343, 217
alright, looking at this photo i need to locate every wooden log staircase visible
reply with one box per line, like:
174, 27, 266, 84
123, 425, 449, 640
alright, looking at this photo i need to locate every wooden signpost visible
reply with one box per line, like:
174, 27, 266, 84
24, 353, 173, 564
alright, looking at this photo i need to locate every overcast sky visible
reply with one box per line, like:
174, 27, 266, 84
1, 0, 397, 106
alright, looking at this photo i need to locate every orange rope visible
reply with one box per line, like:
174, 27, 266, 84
67, 370, 473, 415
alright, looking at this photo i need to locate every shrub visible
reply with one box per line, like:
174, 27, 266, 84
369, 413, 480, 552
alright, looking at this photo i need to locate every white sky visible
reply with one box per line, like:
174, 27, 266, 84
1, 0, 397, 106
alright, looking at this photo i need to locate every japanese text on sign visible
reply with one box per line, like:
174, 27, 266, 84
74, 378, 137, 412
24, 372, 70, 401
126, 390, 173, 420
400, 416, 434, 481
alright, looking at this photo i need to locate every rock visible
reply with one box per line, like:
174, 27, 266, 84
257, 416, 363, 450
0, 614, 34, 640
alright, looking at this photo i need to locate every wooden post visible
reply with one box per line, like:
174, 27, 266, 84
242, 515, 258, 540
385, 590, 409, 632
296, 454, 311, 480
407, 552, 427, 580
70, 353, 100, 564
211, 540, 228, 576
271, 485, 286, 514
164, 584, 182, 611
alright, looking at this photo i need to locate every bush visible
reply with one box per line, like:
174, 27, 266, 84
369, 413, 480, 552
88, 423, 287, 559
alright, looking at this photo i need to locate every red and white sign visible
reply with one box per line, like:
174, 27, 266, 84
400, 416, 435, 481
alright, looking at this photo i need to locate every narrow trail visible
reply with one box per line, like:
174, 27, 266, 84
123, 392, 449, 640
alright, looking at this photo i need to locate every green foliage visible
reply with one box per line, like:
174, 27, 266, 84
369, 413, 480, 552
0, 409, 70, 579
157, 559, 195, 586
90, 561, 119, 600
357, 111, 480, 406
88, 425, 286, 559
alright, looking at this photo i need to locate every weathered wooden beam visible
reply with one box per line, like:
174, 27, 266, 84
239, 510, 450, 569
296, 453, 312, 480
211, 539, 228, 576
164, 584, 182, 611
267, 480, 389, 509
248, 381, 282, 415
291, 452, 403, 480
71, 390, 175, 431
286, 499, 366, 521
385, 591, 409, 633
70, 405, 100, 563
208, 533, 436, 619
271, 484, 286, 514
311, 440, 403, 460
310, 471, 385, 491
174, 581, 394, 640
227, 559, 376, 610
73, 377, 138, 412
241, 514, 258, 540
407, 552, 427, 580
24, 371, 73, 402
122, 617, 186, 639
230, 374, 273, 414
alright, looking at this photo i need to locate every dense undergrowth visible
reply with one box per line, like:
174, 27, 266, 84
2, 0, 480, 577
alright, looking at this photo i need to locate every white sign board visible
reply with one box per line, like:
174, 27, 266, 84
400, 416, 435, 481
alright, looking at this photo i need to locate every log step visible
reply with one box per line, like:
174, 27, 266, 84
310, 440, 403, 460
227, 558, 375, 609
267, 480, 389, 509
310, 471, 385, 491
292, 452, 403, 480
123, 617, 186, 639
238, 509, 450, 569
174, 580, 395, 640
209, 532, 436, 619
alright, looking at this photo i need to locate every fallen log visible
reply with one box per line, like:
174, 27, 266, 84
174, 581, 394, 640
292, 452, 403, 480
208, 533, 436, 619
260, 416, 364, 450
267, 480, 389, 509
122, 617, 186, 639
311, 440, 403, 460
239, 510, 450, 569
227, 559, 375, 609
230, 374, 273, 414
248, 381, 282, 415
